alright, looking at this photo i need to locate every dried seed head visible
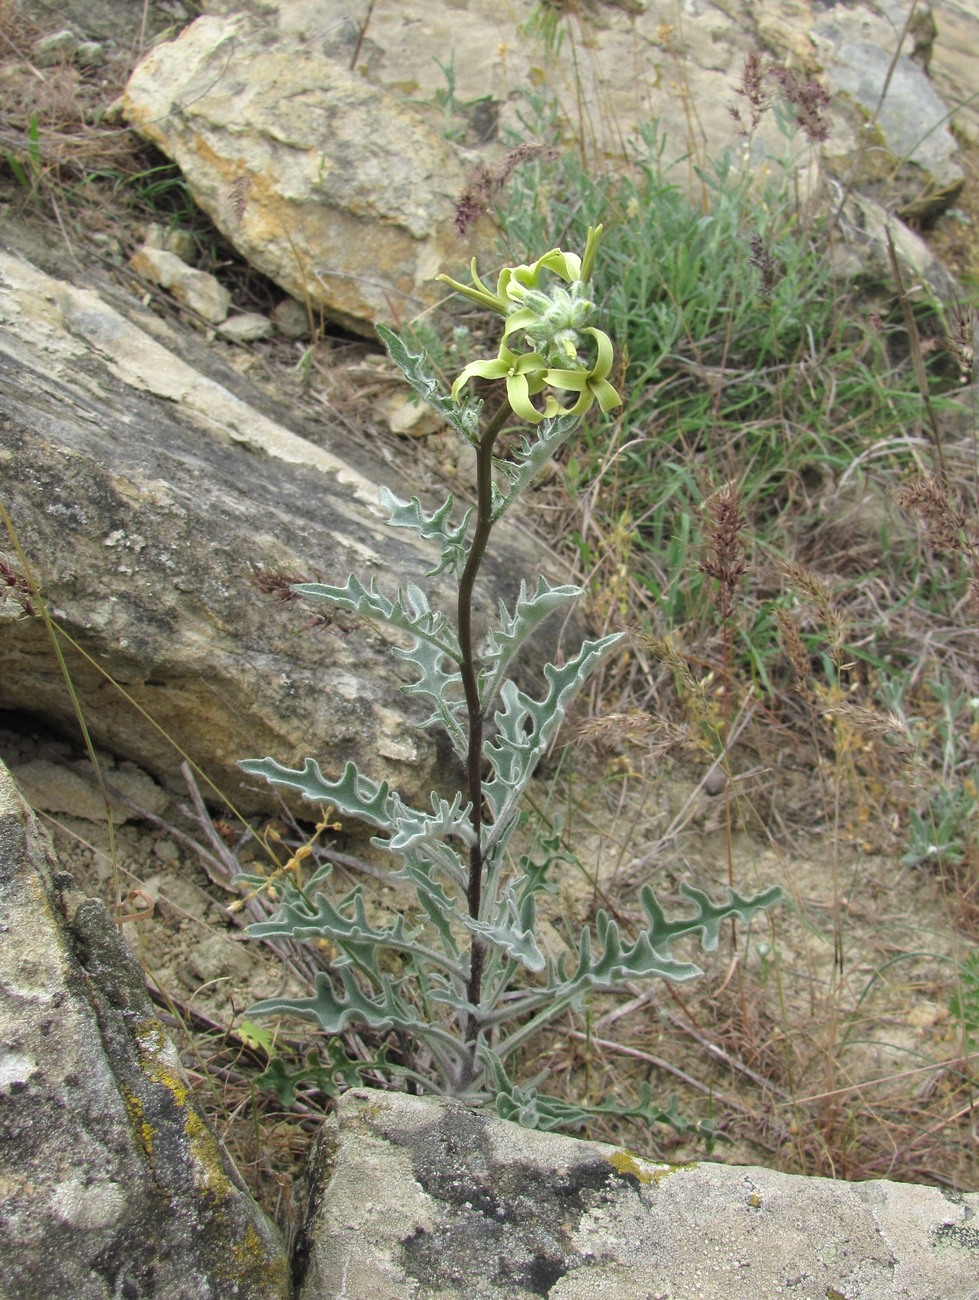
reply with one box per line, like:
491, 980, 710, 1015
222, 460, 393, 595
452, 145, 559, 237
939, 301, 977, 383
749, 233, 779, 304
698, 481, 748, 616
729, 54, 829, 144
0, 552, 37, 618
897, 474, 968, 555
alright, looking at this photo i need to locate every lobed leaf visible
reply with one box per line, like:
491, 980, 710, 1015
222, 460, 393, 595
238, 757, 392, 829
478, 577, 584, 709
379, 486, 472, 579
463, 889, 545, 972
483, 633, 625, 827
293, 575, 461, 661
247, 878, 465, 980
377, 322, 482, 444
490, 412, 582, 520
249, 966, 429, 1036
395, 637, 467, 754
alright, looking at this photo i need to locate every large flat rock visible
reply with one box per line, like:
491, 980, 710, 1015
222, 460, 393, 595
0, 244, 569, 816
297, 1088, 979, 1299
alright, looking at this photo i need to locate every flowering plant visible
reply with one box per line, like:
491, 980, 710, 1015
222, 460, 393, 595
238, 233, 780, 1126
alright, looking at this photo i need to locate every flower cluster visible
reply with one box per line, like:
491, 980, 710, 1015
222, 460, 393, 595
438, 226, 622, 424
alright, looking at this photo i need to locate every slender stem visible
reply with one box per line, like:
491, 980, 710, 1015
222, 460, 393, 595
457, 400, 512, 1054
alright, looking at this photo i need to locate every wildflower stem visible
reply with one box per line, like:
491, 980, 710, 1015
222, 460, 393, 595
458, 398, 512, 1052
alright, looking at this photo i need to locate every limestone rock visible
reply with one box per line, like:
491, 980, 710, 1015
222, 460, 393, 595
0, 759, 289, 1299
129, 244, 231, 324
271, 297, 310, 340
9, 755, 170, 824
32, 29, 76, 66
120, 1, 967, 337
831, 185, 963, 300
0, 244, 572, 817
122, 12, 476, 338
812, 1, 964, 215
297, 1088, 979, 1299
217, 311, 275, 343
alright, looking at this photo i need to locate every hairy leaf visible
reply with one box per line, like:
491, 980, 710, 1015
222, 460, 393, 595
490, 412, 582, 520
293, 575, 461, 661
377, 322, 482, 444
479, 577, 584, 708
483, 633, 625, 826
379, 486, 472, 579
239, 757, 392, 829
463, 889, 545, 972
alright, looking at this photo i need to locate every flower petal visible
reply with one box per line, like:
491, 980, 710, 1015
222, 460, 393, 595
437, 260, 507, 314
591, 377, 622, 412
543, 367, 590, 393
583, 326, 615, 379
506, 371, 545, 423
451, 356, 509, 400
500, 307, 539, 340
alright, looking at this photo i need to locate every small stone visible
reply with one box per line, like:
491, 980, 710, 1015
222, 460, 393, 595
32, 30, 76, 67
75, 41, 106, 69
11, 759, 107, 822
163, 228, 197, 263
89, 231, 124, 259
129, 245, 231, 324
379, 391, 441, 437
218, 312, 274, 343
704, 768, 727, 797
143, 225, 196, 265
153, 838, 180, 863
271, 297, 310, 340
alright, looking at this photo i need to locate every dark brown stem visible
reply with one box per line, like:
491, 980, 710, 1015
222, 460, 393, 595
457, 400, 511, 1051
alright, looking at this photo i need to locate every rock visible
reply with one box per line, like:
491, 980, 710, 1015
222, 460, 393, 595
118, 2, 967, 335
75, 40, 106, 69
831, 185, 963, 300
129, 244, 232, 324
380, 390, 444, 438
144, 221, 198, 264
217, 311, 275, 343
271, 297, 310, 340
930, 0, 979, 149
9, 755, 170, 824
0, 243, 574, 817
122, 12, 477, 338
27, 0, 186, 47
31, 29, 77, 66
297, 1088, 979, 1299
0, 759, 290, 1298
812, 1, 963, 215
